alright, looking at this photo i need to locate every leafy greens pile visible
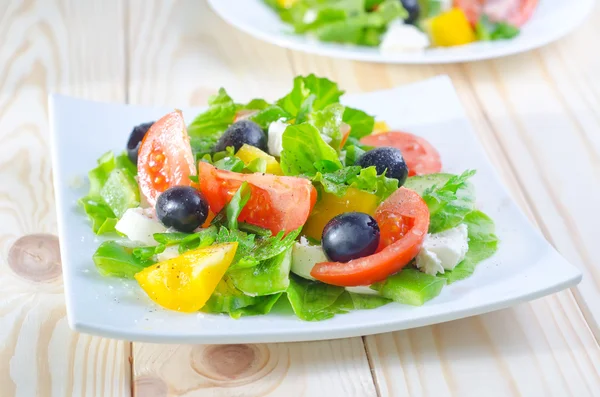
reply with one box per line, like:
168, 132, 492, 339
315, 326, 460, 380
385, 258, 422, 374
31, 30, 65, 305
84, 74, 498, 321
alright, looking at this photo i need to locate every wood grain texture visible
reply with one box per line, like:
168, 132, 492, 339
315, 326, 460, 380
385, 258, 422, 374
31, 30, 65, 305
0, 1, 130, 396
126, 1, 377, 396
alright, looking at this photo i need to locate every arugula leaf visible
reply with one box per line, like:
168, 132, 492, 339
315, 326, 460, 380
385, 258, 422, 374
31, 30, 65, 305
286, 275, 389, 321
372, 269, 447, 306
187, 88, 238, 139
93, 241, 154, 279
280, 123, 343, 176
229, 247, 292, 296
215, 227, 257, 264
132, 227, 218, 261
312, 165, 398, 202
233, 227, 302, 269
438, 210, 498, 283
203, 277, 282, 319
343, 107, 375, 139
309, 103, 345, 149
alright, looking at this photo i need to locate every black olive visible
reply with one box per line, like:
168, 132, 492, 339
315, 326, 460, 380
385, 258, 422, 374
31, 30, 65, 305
322, 212, 380, 263
155, 186, 209, 233
126, 121, 154, 164
355, 147, 409, 186
400, 0, 420, 24
214, 120, 267, 153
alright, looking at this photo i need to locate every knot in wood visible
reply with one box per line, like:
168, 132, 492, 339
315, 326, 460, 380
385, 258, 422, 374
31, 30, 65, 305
8, 234, 61, 282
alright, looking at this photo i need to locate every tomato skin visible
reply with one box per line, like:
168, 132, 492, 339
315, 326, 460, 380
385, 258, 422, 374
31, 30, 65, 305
454, 0, 538, 27
137, 110, 196, 207
311, 188, 429, 286
360, 131, 442, 176
197, 162, 317, 234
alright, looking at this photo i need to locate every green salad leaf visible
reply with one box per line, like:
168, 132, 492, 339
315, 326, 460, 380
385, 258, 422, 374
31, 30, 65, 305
229, 247, 292, 296
276, 75, 344, 118
280, 123, 343, 176
93, 241, 153, 278
309, 103, 345, 149
211, 182, 252, 229
438, 210, 499, 283
203, 277, 282, 319
475, 15, 520, 41
406, 171, 476, 233
312, 165, 398, 202
187, 88, 238, 139
287, 275, 390, 321
80, 151, 139, 234
343, 107, 375, 139
373, 269, 447, 306
249, 105, 292, 129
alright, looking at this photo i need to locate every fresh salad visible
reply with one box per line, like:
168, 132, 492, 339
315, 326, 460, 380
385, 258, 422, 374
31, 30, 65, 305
81, 75, 498, 321
263, 0, 537, 52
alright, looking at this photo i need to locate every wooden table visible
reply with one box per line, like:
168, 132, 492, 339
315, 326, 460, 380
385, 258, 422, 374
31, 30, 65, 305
2, 1, 600, 396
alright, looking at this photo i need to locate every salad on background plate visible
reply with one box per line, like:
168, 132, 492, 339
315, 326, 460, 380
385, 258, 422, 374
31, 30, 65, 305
81, 75, 498, 321
263, 0, 537, 53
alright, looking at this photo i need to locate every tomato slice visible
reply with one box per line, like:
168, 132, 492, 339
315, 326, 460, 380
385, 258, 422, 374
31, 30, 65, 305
311, 188, 430, 286
197, 162, 317, 234
137, 110, 196, 206
360, 131, 442, 176
454, 0, 538, 27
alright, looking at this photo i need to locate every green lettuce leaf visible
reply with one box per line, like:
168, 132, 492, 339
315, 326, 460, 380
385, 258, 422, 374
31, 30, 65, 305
80, 151, 139, 234
229, 247, 292, 296
373, 269, 447, 306
276, 75, 344, 118
187, 88, 238, 139
203, 277, 282, 319
343, 144, 366, 166
287, 275, 390, 321
249, 105, 292, 129
93, 241, 154, 279
280, 123, 343, 176
438, 210, 499, 283
309, 103, 344, 149
312, 165, 398, 202
343, 107, 375, 139
406, 171, 476, 233
211, 182, 252, 230
475, 15, 520, 41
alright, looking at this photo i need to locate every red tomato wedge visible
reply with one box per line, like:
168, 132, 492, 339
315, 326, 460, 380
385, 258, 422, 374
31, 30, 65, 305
454, 0, 538, 27
311, 188, 430, 286
339, 122, 351, 148
197, 162, 317, 235
360, 131, 442, 176
137, 110, 196, 206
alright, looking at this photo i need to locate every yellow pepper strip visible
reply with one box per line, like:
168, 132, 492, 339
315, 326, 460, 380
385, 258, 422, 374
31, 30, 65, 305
303, 188, 379, 241
427, 8, 476, 47
135, 243, 238, 312
235, 144, 283, 175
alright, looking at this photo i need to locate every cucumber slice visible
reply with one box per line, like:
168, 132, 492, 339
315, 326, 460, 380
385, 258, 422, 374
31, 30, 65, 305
100, 169, 140, 218
373, 269, 446, 306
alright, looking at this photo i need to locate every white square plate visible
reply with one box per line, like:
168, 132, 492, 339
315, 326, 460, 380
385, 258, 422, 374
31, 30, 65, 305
50, 76, 582, 344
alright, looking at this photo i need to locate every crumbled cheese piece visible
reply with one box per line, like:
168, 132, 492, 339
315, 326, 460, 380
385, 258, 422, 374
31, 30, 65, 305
380, 20, 430, 54
416, 224, 469, 276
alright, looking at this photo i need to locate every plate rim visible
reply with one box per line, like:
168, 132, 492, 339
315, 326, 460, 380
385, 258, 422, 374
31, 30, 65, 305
207, 0, 595, 64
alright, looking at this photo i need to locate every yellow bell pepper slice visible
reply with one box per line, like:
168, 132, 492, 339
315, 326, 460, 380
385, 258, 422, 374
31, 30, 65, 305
276, 0, 298, 9
303, 188, 379, 241
236, 144, 283, 175
427, 8, 476, 47
373, 121, 390, 134
134, 242, 238, 312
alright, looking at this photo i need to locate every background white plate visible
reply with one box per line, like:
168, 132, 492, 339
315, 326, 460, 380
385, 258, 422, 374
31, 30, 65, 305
208, 0, 594, 64
50, 76, 581, 344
